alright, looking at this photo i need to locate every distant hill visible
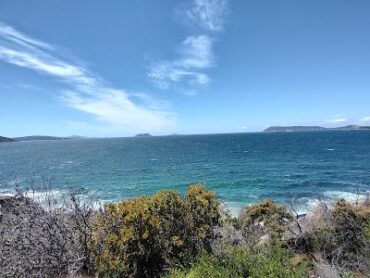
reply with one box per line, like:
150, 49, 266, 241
135, 133, 152, 137
66, 135, 90, 139
264, 126, 326, 132
0, 136, 15, 143
264, 125, 370, 132
335, 125, 370, 130
13, 135, 71, 142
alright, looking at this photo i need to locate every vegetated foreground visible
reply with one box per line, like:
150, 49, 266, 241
0, 184, 369, 278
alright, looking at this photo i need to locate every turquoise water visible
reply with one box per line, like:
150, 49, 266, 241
1, 131, 370, 214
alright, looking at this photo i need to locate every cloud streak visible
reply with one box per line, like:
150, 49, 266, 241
325, 116, 349, 124
0, 22, 175, 135
0, 22, 53, 50
148, 0, 228, 94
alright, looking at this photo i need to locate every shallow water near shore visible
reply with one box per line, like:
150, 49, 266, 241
1, 131, 370, 215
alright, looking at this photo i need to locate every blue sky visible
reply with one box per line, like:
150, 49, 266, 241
1, 0, 370, 137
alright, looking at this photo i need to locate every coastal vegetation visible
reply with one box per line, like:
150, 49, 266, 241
0, 184, 369, 277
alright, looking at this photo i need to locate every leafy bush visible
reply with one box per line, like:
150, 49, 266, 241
288, 199, 370, 274
165, 252, 239, 278
314, 199, 370, 270
89, 184, 221, 277
248, 245, 309, 278
165, 245, 309, 278
237, 199, 293, 241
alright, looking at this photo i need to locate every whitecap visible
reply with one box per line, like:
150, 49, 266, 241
292, 190, 369, 215
125, 185, 138, 190
292, 198, 321, 215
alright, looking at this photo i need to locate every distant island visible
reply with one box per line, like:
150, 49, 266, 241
0, 136, 15, 143
135, 133, 152, 137
13, 135, 73, 141
0, 135, 88, 143
2, 126, 370, 143
264, 125, 370, 133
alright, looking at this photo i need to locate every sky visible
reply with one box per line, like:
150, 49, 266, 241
0, 0, 370, 137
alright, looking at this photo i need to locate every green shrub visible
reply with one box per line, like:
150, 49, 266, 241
290, 199, 370, 274
89, 184, 221, 277
239, 199, 292, 224
312, 200, 370, 268
331, 199, 369, 256
237, 199, 293, 241
248, 245, 309, 278
165, 252, 239, 278
164, 245, 308, 278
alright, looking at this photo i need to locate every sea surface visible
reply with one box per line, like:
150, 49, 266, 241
1, 131, 370, 215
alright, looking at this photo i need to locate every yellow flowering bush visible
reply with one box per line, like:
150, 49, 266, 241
89, 184, 221, 277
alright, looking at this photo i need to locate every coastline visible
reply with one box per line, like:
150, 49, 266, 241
1, 184, 369, 277
1, 187, 368, 218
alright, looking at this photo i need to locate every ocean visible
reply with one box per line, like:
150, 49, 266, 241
1, 131, 370, 215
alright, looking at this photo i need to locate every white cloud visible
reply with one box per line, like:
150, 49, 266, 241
325, 117, 348, 124
0, 22, 53, 50
0, 22, 175, 135
0, 47, 92, 84
148, 35, 213, 89
61, 90, 175, 132
184, 0, 228, 32
360, 116, 370, 123
149, 0, 228, 94
180, 35, 214, 68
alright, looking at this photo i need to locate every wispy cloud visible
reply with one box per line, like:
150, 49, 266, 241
0, 22, 175, 135
61, 90, 174, 132
148, 0, 228, 94
0, 83, 46, 92
184, 0, 228, 32
0, 22, 53, 50
148, 35, 213, 89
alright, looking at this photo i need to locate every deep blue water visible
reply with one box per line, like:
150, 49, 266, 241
1, 131, 370, 214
